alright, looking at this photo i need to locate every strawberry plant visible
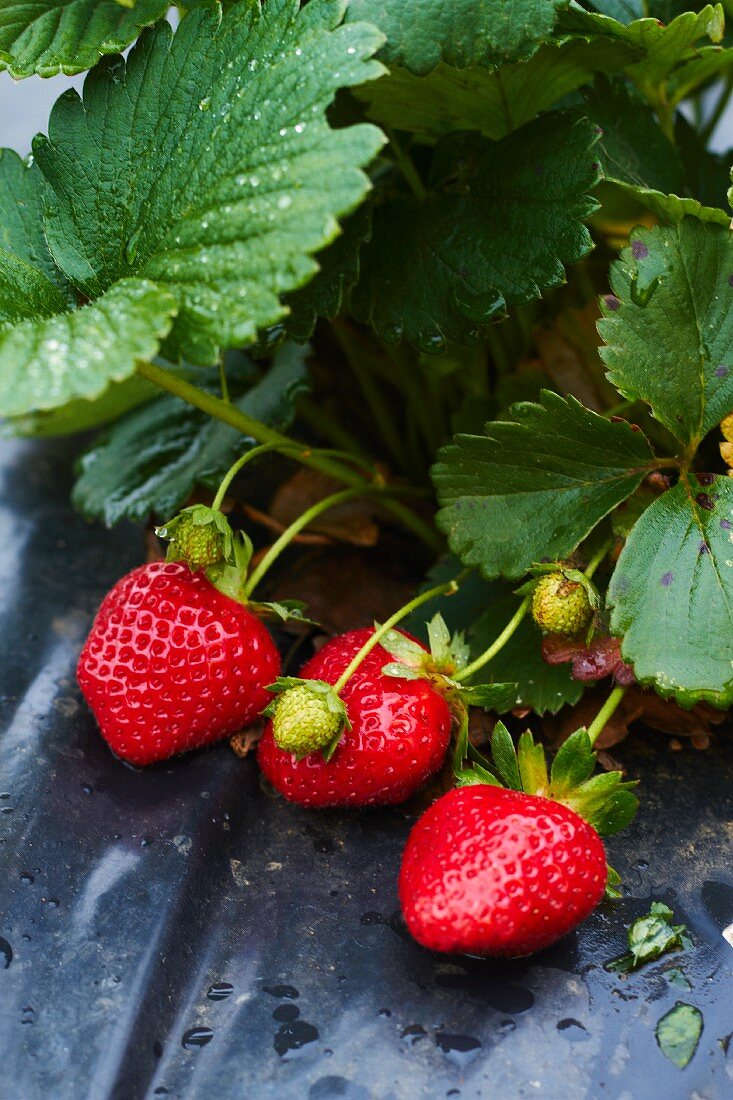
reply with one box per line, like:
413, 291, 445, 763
5, 0, 733, 956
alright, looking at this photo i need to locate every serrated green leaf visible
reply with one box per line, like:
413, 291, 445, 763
608, 475, 733, 708
432, 391, 654, 580
656, 1003, 703, 1069
599, 220, 733, 448
0, 279, 176, 418
585, 79, 730, 226
351, 113, 599, 350
558, 2, 724, 96
0, 248, 68, 323
517, 730, 549, 794
359, 35, 640, 142
550, 728, 596, 794
491, 721, 521, 790
0, 150, 70, 296
72, 343, 309, 525
8, 0, 385, 388
283, 205, 371, 341
346, 0, 568, 75
4, 375, 157, 439
0, 0, 169, 78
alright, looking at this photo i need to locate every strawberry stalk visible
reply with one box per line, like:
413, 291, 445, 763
136, 359, 444, 553
264, 575, 466, 759
586, 683, 628, 746
332, 576, 465, 693
242, 486, 374, 598
452, 595, 531, 684
159, 441, 426, 618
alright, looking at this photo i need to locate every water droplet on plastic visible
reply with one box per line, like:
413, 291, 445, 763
0, 938, 12, 968
207, 983, 234, 1001
182, 1027, 214, 1050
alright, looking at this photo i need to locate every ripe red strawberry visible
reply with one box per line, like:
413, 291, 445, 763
78, 561, 281, 765
399, 784, 608, 957
257, 628, 451, 807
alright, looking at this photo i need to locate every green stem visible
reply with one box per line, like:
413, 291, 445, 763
587, 684, 627, 747
333, 576, 464, 693
218, 355, 230, 403
454, 595, 531, 684
385, 127, 427, 201
212, 442, 286, 511
135, 360, 443, 553
243, 487, 367, 598
584, 540, 612, 581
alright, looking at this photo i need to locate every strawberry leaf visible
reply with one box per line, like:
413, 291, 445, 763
351, 112, 599, 350
585, 79, 729, 227
0, 279, 177, 418
608, 475, 733, 708
283, 205, 371, 342
0, 0, 169, 79
0, 1, 385, 416
345, 0, 568, 75
358, 37, 638, 142
599, 220, 733, 449
72, 343, 308, 525
433, 391, 654, 580
0, 150, 71, 297
557, 2, 724, 97
4, 376, 157, 439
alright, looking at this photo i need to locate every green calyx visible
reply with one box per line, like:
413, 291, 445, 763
453, 719, 639, 845
380, 612, 519, 715
158, 505, 234, 571
263, 678, 351, 761
380, 613, 470, 683
530, 568, 596, 637
157, 504, 254, 604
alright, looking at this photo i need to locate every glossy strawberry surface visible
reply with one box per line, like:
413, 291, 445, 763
77, 561, 281, 765
257, 628, 451, 808
399, 785, 607, 957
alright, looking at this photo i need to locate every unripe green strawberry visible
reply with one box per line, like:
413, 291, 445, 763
157, 505, 232, 573
169, 517, 224, 571
532, 572, 592, 636
271, 683, 343, 757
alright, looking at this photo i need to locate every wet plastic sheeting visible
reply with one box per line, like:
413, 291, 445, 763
1, 437, 733, 1099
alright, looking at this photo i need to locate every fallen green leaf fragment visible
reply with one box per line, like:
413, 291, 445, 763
606, 901, 689, 973
655, 1002, 703, 1069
